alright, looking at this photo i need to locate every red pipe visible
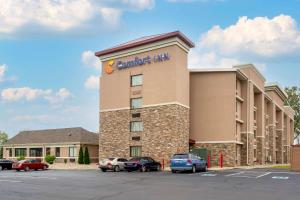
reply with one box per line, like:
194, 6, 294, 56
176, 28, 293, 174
220, 153, 223, 168
162, 159, 165, 170
207, 155, 211, 168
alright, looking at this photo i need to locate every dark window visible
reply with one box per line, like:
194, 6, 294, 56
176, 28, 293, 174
132, 113, 141, 118
130, 146, 141, 157
131, 74, 143, 86
15, 148, 26, 157
46, 147, 51, 156
132, 136, 140, 141
55, 147, 60, 157
172, 154, 189, 159
6, 148, 12, 157
29, 148, 43, 157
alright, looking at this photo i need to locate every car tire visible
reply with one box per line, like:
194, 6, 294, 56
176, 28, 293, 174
16, 169, 20, 172
0, 166, 3, 171
156, 165, 161, 172
101, 168, 107, 172
171, 169, 176, 174
203, 165, 208, 172
114, 165, 120, 172
192, 165, 196, 173
141, 166, 147, 172
25, 166, 30, 172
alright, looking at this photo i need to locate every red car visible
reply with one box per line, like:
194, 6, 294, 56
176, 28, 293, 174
12, 159, 49, 171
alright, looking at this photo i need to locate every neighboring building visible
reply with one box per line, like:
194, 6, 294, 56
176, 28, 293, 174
3, 127, 99, 163
95, 31, 295, 167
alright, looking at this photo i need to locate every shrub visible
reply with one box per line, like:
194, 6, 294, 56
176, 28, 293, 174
64, 158, 68, 164
83, 147, 90, 165
45, 155, 56, 164
78, 146, 84, 164
17, 156, 25, 161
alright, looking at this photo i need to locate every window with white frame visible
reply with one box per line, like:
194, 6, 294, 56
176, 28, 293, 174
69, 147, 77, 157
130, 98, 142, 109
131, 74, 143, 86
130, 121, 143, 132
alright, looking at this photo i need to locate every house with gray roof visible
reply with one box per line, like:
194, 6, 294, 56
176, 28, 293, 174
3, 127, 99, 163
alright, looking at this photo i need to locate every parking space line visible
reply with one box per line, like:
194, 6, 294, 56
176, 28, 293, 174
0, 180, 23, 183
255, 172, 271, 179
225, 172, 244, 177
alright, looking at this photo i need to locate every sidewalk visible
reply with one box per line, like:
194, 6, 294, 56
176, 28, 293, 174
48, 163, 98, 170
209, 164, 290, 171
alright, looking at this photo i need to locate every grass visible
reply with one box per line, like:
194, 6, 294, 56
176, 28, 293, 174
271, 165, 291, 169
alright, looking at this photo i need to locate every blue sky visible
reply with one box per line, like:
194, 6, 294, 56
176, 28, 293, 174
1, 0, 300, 138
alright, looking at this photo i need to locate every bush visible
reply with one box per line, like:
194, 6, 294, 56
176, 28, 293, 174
17, 156, 25, 161
45, 155, 56, 164
84, 147, 90, 165
64, 159, 67, 164
78, 146, 84, 164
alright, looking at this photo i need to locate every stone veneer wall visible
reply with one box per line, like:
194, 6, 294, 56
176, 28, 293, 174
276, 130, 283, 164
257, 137, 265, 164
241, 133, 255, 166
99, 104, 189, 163
269, 125, 276, 164
195, 143, 240, 167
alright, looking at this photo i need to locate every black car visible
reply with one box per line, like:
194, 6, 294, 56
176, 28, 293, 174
0, 159, 13, 170
124, 157, 161, 172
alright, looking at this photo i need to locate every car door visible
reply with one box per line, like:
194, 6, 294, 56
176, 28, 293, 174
147, 158, 156, 170
117, 158, 126, 170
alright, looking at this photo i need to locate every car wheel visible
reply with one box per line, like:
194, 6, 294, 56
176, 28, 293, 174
25, 166, 30, 172
203, 165, 208, 172
171, 169, 176, 173
114, 165, 120, 172
192, 165, 196, 173
156, 165, 161, 172
141, 166, 147, 172
0, 166, 3, 171
101, 168, 107, 172
43, 165, 48, 170
16, 169, 20, 172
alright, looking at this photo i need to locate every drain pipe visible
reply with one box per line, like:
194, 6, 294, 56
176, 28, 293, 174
246, 80, 250, 166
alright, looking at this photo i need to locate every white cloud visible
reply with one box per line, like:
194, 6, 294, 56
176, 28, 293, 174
1, 87, 71, 104
166, 0, 224, 3
81, 50, 101, 70
0, 64, 6, 82
13, 114, 51, 123
0, 0, 154, 35
84, 75, 99, 90
199, 15, 300, 57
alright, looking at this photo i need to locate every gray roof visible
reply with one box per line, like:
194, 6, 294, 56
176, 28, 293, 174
5, 127, 98, 145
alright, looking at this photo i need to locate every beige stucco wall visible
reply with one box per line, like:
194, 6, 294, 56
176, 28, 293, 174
100, 44, 189, 110
190, 71, 236, 141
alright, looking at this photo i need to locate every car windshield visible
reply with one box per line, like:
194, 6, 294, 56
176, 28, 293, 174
108, 158, 115, 161
129, 158, 140, 161
18, 160, 28, 163
172, 154, 189, 159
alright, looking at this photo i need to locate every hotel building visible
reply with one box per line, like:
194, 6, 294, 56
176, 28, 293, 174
95, 31, 294, 167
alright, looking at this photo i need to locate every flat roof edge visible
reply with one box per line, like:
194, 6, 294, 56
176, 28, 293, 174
189, 68, 237, 72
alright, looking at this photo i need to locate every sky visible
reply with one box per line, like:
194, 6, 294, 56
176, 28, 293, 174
1, 0, 300, 138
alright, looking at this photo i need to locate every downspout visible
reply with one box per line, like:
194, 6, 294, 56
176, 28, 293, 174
246, 80, 250, 165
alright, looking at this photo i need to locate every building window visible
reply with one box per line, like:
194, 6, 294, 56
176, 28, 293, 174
132, 113, 141, 118
131, 74, 143, 86
6, 148, 12, 157
55, 147, 60, 157
46, 147, 51, 156
15, 148, 26, 157
130, 146, 141, 157
69, 147, 77, 157
132, 136, 141, 141
130, 98, 142, 109
130, 121, 143, 132
29, 148, 43, 157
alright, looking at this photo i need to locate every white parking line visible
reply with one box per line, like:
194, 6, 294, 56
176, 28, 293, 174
225, 172, 244, 177
0, 175, 57, 180
255, 172, 271, 179
0, 180, 23, 183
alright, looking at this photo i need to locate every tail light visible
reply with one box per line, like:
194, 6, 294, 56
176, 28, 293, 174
187, 159, 192, 164
107, 162, 112, 166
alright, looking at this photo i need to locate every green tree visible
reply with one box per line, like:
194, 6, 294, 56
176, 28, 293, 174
83, 147, 90, 165
78, 146, 84, 164
285, 86, 300, 139
0, 131, 8, 159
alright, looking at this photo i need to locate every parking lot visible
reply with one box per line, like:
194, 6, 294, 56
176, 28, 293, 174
0, 168, 300, 200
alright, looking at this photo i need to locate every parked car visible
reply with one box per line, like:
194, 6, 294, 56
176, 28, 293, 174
12, 159, 49, 171
170, 153, 207, 173
124, 157, 161, 172
0, 159, 13, 170
99, 157, 128, 172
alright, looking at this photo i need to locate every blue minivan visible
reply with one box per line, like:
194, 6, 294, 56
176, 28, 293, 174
170, 153, 207, 173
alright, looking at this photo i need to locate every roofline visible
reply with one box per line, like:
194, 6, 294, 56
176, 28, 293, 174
95, 31, 195, 57
265, 82, 288, 100
189, 68, 237, 73
233, 64, 266, 82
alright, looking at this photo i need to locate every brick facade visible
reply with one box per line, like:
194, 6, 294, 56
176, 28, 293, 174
99, 104, 189, 162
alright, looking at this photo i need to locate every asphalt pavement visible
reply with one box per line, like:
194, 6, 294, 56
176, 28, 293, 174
0, 168, 299, 200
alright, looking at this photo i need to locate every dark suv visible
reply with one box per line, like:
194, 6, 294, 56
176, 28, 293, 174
124, 157, 161, 172
0, 159, 13, 170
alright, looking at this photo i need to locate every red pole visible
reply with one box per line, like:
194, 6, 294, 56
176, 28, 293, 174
162, 159, 165, 171
207, 155, 211, 168
220, 153, 223, 168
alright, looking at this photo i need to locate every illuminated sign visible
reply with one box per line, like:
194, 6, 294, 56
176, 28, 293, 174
117, 53, 170, 70
104, 60, 114, 74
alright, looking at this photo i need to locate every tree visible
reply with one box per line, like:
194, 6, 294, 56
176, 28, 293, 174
78, 146, 84, 164
285, 87, 300, 139
0, 131, 8, 159
84, 147, 90, 165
